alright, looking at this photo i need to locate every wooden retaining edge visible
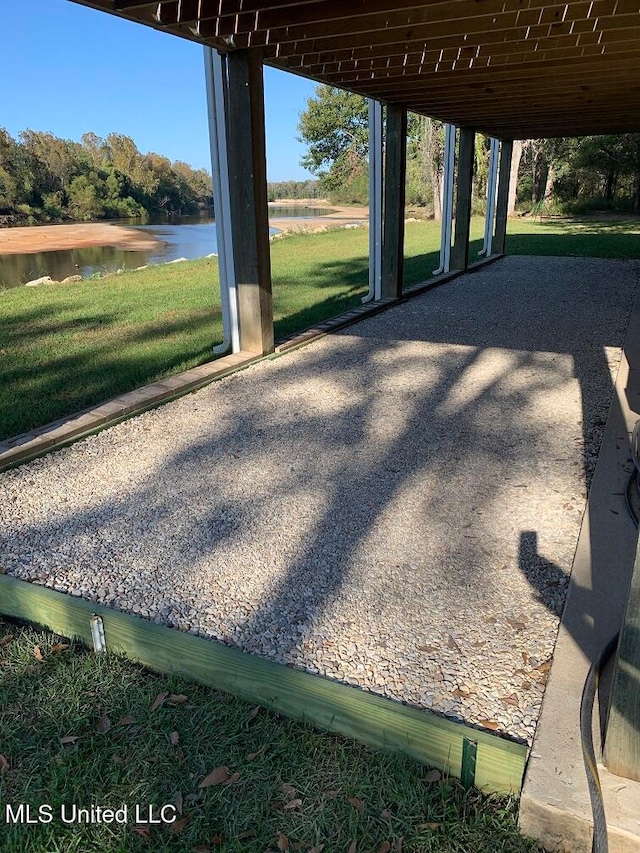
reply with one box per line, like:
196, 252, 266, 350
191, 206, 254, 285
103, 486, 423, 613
0, 572, 527, 795
0, 254, 504, 473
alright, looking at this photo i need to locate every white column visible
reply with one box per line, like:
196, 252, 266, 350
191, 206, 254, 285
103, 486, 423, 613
433, 122, 456, 275
363, 98, 383, 303
479, 137, 499, 257
203, 47, 240, 354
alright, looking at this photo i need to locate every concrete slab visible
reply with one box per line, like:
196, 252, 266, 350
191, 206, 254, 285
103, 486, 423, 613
519, 268, 640, 851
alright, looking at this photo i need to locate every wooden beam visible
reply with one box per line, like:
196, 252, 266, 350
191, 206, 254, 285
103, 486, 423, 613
381, 104, 407, 299
604, 534, 640, 781
450, 127, 475, 272
0, 573, 528, 795
225, 49, 274, 356
493, 139, 513, 256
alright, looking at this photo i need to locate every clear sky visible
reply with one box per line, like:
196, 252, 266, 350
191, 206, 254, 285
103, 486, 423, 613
1, 0, 318, 181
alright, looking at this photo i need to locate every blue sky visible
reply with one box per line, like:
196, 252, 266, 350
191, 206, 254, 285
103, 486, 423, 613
1, 0, 317, 181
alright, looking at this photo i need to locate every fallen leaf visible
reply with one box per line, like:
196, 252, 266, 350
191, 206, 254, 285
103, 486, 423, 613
417, 645, 438, 653
246, 751, 260, 761
0, 754, 8, 773
59, 736, 80, 745
447, 635, 461, 652
117, 716, 136, 726
151, 691, 169, 712
521, 681, 532, 690
97, 714, 111, 733
246, 705, 260, 723
347, 843, 357, 853
423, 769, 441, 783
51, 643, 69, 653
325, 790, 339, 799
132, 825, 151, 841
192, 847, 211, 853
171, 817, 189, 836
238, 829, 256, 839
347, 796, 364, 812
478, 719, 500, 730
33, 646, 44, 661
308, 846, 325, 853
174, 791, 183, 814
393, 839, 403, 853
378, 843, 391, 853
167, 693, 188, 705
380, 808, 392, 820
227, 772, 241, 784
210, 835, 225, 847
284, 798, 302, 811
417, 822, 441, 831
278, 831, 290, 851
170, 731, 180, 745
522, 651, 530, 665
112, 753, 123, 765
452, 688, 470, 698
537, 658, 553, 673
199, 766, 229, 788
0, 635, 14, 647
501, 695, 520, 707
281, 783, 297, 799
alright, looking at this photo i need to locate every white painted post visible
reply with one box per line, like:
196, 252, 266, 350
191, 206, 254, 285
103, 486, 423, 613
203, 47, 240, 354
433, 123, 456, 275
479, 137, 499, 257
363, 98, 383, 303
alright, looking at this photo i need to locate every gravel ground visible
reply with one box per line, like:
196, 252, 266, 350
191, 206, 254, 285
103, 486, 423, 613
2, 256, 638, 745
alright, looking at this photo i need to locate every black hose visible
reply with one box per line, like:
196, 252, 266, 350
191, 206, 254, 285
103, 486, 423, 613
580, 632, 619, 853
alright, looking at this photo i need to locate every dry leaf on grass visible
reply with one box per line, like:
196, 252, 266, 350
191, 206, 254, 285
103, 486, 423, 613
97, 714, 111, 733
417, 822, 441, 831
0, 754, 8, 773
117, 716, 136, 726
283, 798, 302, 811
380, 809, 392, 820
0, 635, 14, 647
246, 751, 260, 761
167, 693, 188, 705
246, 705, 260, 723
377, 843, 391, 853
51, 643, 69, 653
33, 646, 44, 661
170, 731, 180, 745
171, 817, 189, 836
308, 846, 325, 853
347, 842, 357, 853
238, 829, 256, 839
347, 796, 364, 812
423, 769, 441, 783
277, 832, 290, 851
59, 736, 80, 745
199, 766, 229, 787
132, 825, 151, 841
151, 691, 169, 712
393, 839, 403, 853
174, 792, 183, 814
281, 783, 297, 799
192, 846, 212, 853
210, 834, 225, 846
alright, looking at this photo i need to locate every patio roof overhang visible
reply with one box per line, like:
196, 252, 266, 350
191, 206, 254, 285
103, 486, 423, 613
75, 0, 640, 138
71, 0, 640, 139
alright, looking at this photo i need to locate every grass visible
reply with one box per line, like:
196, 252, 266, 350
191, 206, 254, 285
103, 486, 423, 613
2, 214, 640, 440
0, 618, 540, 853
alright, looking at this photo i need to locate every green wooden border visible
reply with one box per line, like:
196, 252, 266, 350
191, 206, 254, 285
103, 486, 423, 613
0, 574, 527, 794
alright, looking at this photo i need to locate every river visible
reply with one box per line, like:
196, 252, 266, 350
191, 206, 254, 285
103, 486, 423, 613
0, 207, 334, 289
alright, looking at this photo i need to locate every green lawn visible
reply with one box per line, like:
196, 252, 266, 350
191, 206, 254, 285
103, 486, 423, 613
2, 215, 640, 441
0, 619, 540, 853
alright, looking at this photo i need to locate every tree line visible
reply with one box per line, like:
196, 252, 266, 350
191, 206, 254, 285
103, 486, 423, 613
0, 129, 213, 225
298, 85, 640, 216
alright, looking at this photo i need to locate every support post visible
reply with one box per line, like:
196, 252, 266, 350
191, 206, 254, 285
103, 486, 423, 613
225, 49, 274, 355
479, 137, 499, 258
433, 123, 456, 276
363, 99, 383, 303
381, 104, 407, 299
494, 139, 513, 256
451, 127, 475, 271
204, 48, 240, 354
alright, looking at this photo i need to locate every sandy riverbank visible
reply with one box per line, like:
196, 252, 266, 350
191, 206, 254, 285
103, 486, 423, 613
0, 223, 163, 256
268, 202, 369, 233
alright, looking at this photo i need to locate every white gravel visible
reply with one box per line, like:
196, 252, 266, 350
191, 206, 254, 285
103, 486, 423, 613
1, 255, 638, 745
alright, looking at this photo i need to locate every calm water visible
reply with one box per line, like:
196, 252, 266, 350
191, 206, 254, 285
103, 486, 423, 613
0, 208, 334, 289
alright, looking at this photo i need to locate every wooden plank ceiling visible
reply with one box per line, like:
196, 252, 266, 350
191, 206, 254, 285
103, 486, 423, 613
71, 0, 640, 138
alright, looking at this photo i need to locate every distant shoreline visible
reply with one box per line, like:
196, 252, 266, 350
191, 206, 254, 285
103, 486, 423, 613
0, 204, 371, 255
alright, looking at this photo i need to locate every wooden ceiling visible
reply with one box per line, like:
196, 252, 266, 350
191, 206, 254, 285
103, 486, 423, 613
71, 0, 640, 138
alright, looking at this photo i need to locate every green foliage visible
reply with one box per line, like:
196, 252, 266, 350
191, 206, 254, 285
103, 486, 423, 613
267, 179, 321, 201
0, 127, 213, 225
